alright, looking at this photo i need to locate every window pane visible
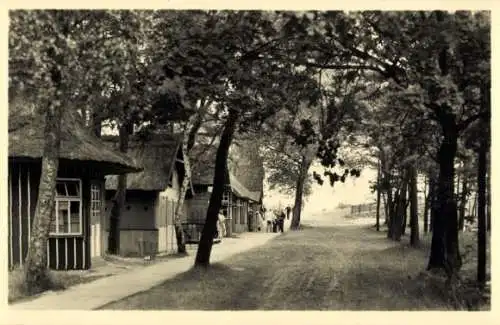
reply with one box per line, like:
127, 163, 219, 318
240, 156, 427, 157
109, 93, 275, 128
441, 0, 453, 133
58, 201, 69, 233
66, 182, 79, 197
56, 183, 67, 196
70, 201, 81, 233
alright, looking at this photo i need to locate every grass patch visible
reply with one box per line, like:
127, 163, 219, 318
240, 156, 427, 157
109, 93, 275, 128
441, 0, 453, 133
101, 225, 490, 310
8, 267, 108, 304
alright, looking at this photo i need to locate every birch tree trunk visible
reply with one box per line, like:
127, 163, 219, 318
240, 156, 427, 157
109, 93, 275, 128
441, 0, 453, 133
290, 146, 316, 230
24, 100, 63, 294
173, 100, 211, 254
173, 134, 190, 254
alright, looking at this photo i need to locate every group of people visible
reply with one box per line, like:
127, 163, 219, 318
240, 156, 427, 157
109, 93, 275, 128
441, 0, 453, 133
215, 205, 292, 242
257, 206, 292, 233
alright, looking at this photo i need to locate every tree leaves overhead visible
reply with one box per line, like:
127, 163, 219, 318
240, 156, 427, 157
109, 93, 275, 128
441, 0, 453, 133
10, 9, 489, 194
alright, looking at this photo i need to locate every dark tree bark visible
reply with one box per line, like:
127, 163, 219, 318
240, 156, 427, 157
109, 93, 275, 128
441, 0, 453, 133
24, 100, 63, 294
409, 164, 420, 247
402, 191, 409, 236
92, 111, 102, 138
108, 121, 132, 255
427, 115, 462, 277
477, 82, 489, 286
375, 159, 381, 232
427, 18, 462, 278
195, 108, 239, 267
477, 134, 487, 285
291, 149, 315, 230
390, 172, 409, 241
387, 188, 394, 239
486, 162, 491, 232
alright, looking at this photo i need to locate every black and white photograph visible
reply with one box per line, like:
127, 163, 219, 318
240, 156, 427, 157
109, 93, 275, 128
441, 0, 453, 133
4, 4, 492, 317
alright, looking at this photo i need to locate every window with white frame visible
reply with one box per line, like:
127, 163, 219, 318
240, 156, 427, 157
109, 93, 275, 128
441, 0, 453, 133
91, 182, 101, 223
50, 179, 83, 235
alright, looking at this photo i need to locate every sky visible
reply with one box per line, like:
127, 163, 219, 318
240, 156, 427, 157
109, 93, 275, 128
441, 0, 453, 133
263, 162, 378, 217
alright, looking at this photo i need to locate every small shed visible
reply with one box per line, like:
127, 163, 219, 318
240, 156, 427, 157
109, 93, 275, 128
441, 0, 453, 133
8, 108, 141, 270
104, 134, 194, 257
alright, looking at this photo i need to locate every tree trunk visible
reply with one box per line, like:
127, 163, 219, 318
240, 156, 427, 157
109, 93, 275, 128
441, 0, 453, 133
92, 111, 102, 138
194, 108, 239, 267
458, 175, 468, 232
486, 160, 491, 232
290, 150, 314, 230
24, 101, 63, 295
387, 188, 394, 239
472, 193, 478, 219
477, 134, 487, 285
382, 193, 389, 225
477, 82, 489, 285
172, 110, 206, 254
424, 174, 434, 234
402, 191, 409, 236
173, 138, 189, 255
429, 177, 437, 233
423, 175, 429, 234
392, 172, 409, 241
427, 120, 461, 277
376, 158, 381, 231
107, 121, 131, 255
409, 164, 420, 247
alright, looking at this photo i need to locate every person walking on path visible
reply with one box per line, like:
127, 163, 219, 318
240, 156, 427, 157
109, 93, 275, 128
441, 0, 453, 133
255, 210, 264, 231
286, 206, 291, 220
277, 209, 286, 233
217, 210, 227, 240
265, 209, 274, 232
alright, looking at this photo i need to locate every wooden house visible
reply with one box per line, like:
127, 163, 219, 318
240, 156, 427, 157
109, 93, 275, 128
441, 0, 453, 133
188, 140, 264, 238
104, 134, 194, 257
8, 108, 141, 271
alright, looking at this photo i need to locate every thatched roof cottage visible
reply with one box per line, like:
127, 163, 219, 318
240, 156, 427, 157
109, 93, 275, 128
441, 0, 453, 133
8, 107, 141, 270
104, 134, 193, 257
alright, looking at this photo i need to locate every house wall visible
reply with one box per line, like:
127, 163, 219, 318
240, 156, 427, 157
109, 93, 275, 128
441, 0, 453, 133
8, 160, 99, 270
186, 187, 255, 236
104, 190, 157, 257
157, 168, 184, 254
187, 191, 211, 223
104, 169, 186, 256
233, 198, 249, 233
